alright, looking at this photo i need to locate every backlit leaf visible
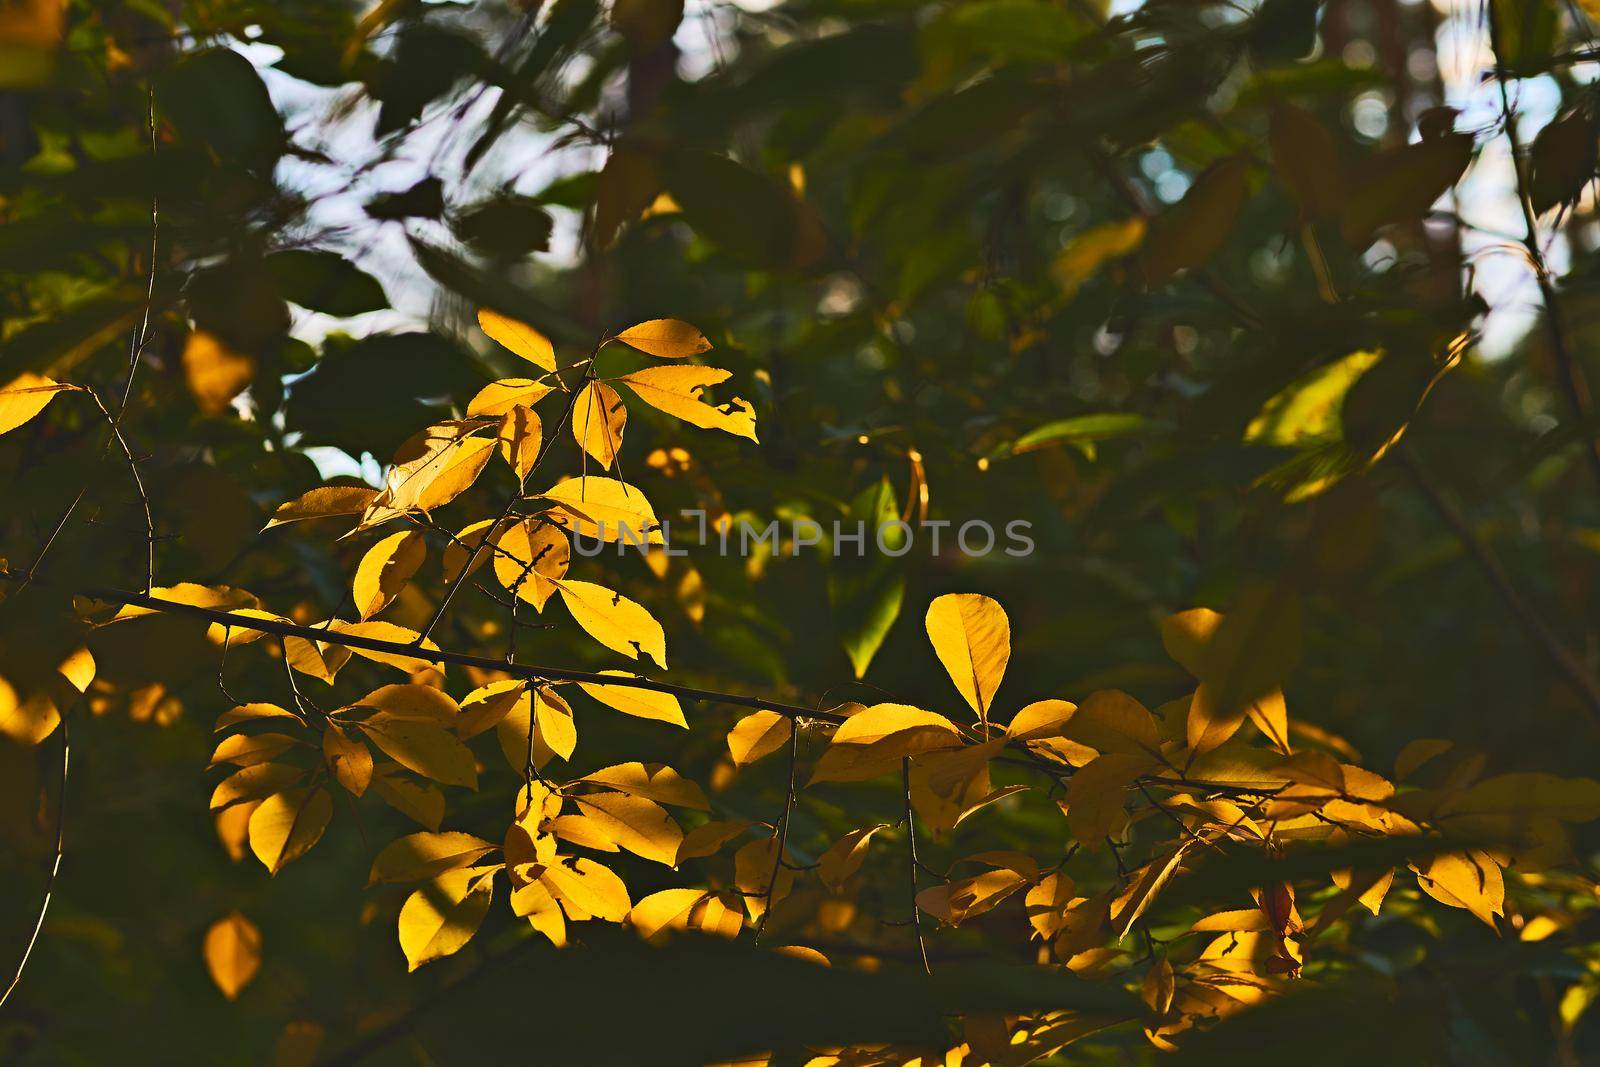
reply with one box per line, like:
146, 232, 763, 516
352, 530, 426, 620
613, 365, 758, 441
0, 373, 76, 436
924, 593, 1010, 723
556, 579, 668, 667
248, 787, 334, 874
478, 309, 556, 371
369, 831, 498, 885
203, 911, 261, 1000
572, 380, 627, 468
542, 476, 664, 544
614, 319, 712, 359
398, 867, 497, 971
727, 710, 791, 766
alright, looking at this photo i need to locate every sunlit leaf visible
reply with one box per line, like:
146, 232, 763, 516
478, 308, 556, 371
614, 319, 712, 359
556, 579, 668, 667
924, 593, 1010, 724
613, 365, 758, 441
203, 911, 261, 1000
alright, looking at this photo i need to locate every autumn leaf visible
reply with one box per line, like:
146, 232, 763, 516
398, 867, 497, 970
323, 724, 373, 796
556, 579, 668, 668
0, 373, 78, 436
352, 530, 425, 619
356, 716, 478, 788
818, 825, 887, 892
581, 762, 710, 810
181, 331, 254, 415
203, 912, 261, 1000
478, 308, 556, 371
541, 476, 664, 544
467, 378, 554, 417
576, 672, 687, 727
248, 787, 334, 874
369, 831, 498, 885
264, 485, 379, 530
491, 519, 569, 610
572, 380, 628, 468
727, 710, 791, 767
614, 319, 712, 359
924, 593, 1010, 725
498, 403, 543, 480
613, 365, 758, 441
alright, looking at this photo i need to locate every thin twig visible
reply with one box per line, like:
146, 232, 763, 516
0, 717, 69, 1011
754, 723, 801, 942
901, 757, 931, 975
1398, 447, 1600, 724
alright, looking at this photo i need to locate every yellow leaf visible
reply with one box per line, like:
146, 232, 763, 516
572, 792, 682, 865
457, 679, 526, 738
203, 911, 261, 1000
582, 762, 709, 810
497, 404, 543, 480
572, 380, 628, 468
372, 770, 444, 831
356, 717, 477, 788
325, 620, 439, 673
1065, 752, 1150, 846
1006, 699, 1077, 741
491, 519, 569, 610
1059, 689, 1159, 756
248, 788, 333, 874
1052, 217, 1145, 299
0, 372, 76, 436
727, 710, 791, 767
352, 530, 426, 619
576, 672, 686, 727
535, 686, 577, 762
398, 867, 497, 971
467, 378, 554, 417
355, 683, 459, 724
264, 485, 379, 530
540, 857, 632, 921
613, 365, 758, 442
542, 476, 663, 544
614, 318, 712, 359
441, 517, 512, 584
629, 888, 712, 941
368, 831, 498, 885
556, 579, 667, 668
833, 703, 962, 746
210, 732, 299, 768
917, 868, 1029, 926
677, 820, 752, 863
210, 763, 305, 810
1244, 350, 1381, 447
478, 308, 555, 371
282, 633, 351, 683
924, 593, 1010, 723
367, 421, 496, 521
1413, 850, 1504, 928
817, 825, 887, 892
322, 724, 373, 796
182, 331, 254, 416
215, 702, 300, 730
811, 703, 965, 783
734, 836, 794, 923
